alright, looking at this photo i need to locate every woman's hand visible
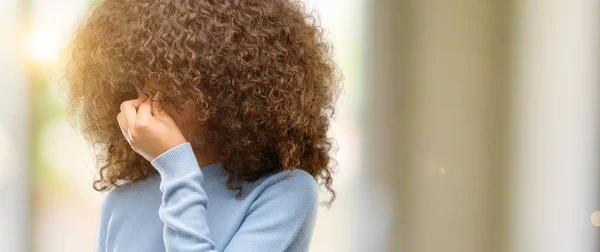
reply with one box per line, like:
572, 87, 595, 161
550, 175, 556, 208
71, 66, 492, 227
116, 92, 187, 161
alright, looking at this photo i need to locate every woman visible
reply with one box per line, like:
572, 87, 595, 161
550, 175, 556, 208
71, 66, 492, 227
65, 0, 339, 251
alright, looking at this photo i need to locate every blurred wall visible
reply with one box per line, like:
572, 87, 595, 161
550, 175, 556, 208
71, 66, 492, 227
510, 0, 600, 251
367, 0, 599, 252
368, 0, 510, 251
0, 1, 30, 252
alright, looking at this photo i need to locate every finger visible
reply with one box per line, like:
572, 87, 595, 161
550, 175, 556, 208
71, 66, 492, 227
116, 112, 131, 143
120, 97, 144, 129
119, 111, 134, 143
131, 96, 146, 109
152, 91, 167, 117
137, 96, 153, 122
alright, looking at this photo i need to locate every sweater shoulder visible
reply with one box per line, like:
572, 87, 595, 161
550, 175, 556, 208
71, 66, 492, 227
262, 169, 316, 189
100, 175, 161, 209
247, 169, 318, 207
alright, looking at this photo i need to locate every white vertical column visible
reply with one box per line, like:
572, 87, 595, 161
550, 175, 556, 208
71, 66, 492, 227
0, 1, 30, 252
404, 1, 506, 251
367, 0, 509, 251
511, 0, 599, 251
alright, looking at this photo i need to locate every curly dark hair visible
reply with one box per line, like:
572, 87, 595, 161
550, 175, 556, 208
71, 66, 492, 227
65, 0, 340, 202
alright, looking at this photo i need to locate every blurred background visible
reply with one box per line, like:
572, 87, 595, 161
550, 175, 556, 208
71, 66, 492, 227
0, 0, 598, 251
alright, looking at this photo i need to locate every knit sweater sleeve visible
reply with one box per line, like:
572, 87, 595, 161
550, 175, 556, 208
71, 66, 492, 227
151, 142, 218, 252
151, 142, 319, 252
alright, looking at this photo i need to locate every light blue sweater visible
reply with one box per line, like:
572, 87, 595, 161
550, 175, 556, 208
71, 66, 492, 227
95, 142, 319, 252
